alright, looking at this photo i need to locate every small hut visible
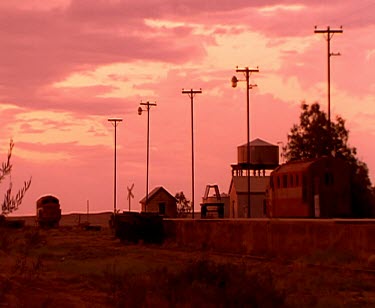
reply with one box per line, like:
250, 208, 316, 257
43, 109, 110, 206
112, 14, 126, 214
140, 186, 177, 218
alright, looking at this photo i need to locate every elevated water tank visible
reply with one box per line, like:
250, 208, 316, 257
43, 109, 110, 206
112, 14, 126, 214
238, 138, 279, 166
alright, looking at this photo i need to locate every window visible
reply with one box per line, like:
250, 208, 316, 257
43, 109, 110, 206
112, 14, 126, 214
158, 203, 166, 215
324, 173, 334, 186
277, 176, 281, 188
290, 174, 294, 187
283, 175, 288, 188
302, 175, 307, 202
295, 174, 299, 186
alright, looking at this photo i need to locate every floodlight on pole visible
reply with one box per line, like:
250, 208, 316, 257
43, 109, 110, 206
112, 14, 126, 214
108, 118, 123, 215
231, 76, 238, 88
231, 66, 259, 218
138, 101, 157, 212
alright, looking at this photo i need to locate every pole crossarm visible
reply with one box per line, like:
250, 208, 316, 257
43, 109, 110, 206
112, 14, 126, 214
182, 88, 202, 219
236, 67, 259, 75
182, 88, 202, 99
140, 101, 157, 110
108, 118, 123, 126
314, 26, 343, 36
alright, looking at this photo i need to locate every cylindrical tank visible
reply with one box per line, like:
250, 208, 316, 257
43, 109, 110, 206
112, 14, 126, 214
238, 138, 279, 166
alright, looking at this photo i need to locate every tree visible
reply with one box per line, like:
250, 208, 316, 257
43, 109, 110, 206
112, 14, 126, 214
283, 102, 375, 217
1, 140, 32, 216
175, 192, 191, 218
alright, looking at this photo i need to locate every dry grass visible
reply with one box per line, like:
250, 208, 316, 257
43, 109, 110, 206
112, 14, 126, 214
1, 214, 375, 307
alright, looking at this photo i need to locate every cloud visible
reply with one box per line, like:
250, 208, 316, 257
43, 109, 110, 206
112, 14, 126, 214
0, 3, 209, 112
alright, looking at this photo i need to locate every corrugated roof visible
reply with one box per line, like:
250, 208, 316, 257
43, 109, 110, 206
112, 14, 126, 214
139, 186, 176, 204
230, 176, 270, 194
272, 157, 332, 174
239, 138, 278, 147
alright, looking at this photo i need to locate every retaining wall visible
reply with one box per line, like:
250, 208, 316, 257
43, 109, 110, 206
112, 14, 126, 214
163, 219, 375, 257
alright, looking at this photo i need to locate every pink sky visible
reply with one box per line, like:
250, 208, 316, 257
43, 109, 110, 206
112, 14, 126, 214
1, 0, 374, 215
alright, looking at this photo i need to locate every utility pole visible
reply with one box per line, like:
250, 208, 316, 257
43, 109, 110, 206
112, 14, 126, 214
108, 118, 123, 215
182, 88, 202, 219
314, 26, 343, 128
232, 67, 259, 218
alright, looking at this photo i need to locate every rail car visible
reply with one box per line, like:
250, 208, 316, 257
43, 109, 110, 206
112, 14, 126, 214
267, 157, 351, 218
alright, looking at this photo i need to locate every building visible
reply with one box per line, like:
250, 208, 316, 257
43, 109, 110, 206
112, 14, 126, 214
229, 176, 270, 218
267, 157, 351, 218
221, 193, 230, 218
140, 186, 177, 218
229, 138, 279, 218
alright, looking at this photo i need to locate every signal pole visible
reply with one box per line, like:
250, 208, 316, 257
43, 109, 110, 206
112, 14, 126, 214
182, 88, 202, 219
314, 26, 343, 127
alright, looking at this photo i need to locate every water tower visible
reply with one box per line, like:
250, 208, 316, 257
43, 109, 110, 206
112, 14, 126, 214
229, 138, 279, 218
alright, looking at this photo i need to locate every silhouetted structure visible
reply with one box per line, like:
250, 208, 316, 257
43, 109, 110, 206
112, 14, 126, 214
267, 157, 351, 218
36, 195, 61, 228
140, 186, 177, 218
127, 183, 134, 211
200, 185, 229, 218
229, 138, 279, 218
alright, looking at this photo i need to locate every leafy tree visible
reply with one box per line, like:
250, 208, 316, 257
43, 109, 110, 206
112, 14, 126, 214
1, 140, 32, 216
175, 192, 191, 218
283, 102, 375, 217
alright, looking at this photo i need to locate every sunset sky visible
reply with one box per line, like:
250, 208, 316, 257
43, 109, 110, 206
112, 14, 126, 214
1, 0, 374, 215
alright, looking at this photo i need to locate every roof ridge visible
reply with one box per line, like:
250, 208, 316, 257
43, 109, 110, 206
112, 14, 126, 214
239, 138, 277, 147
139, 186, 176, 204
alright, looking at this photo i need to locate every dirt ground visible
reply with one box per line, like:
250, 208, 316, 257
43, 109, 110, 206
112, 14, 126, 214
1, 214, 375, 307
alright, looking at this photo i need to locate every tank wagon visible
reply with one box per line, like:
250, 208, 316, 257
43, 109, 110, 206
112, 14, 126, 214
36, 195, 61, 228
